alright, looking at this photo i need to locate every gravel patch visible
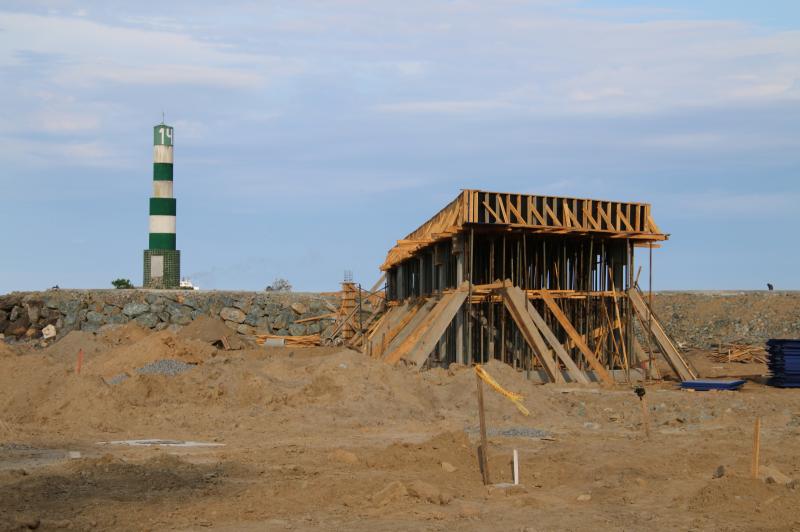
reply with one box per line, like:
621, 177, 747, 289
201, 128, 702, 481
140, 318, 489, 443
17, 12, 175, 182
465, 427, 551, 439
105, 359, 195, 385
136, 359, 194, 377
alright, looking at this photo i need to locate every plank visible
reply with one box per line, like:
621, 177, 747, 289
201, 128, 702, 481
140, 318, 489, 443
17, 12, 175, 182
632, 336, 661, 379
499, 286, 563, 383
503, 285, 590, 384
628, 289, 697, 381
379, 301, 423, 347
476, 373, 491, 485
368, 301, 408, 343
381, 299, 437, 362
540, 292, 614, 385
401, 287, 469, 368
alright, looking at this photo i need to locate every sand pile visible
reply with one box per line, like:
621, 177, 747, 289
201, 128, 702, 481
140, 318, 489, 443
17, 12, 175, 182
0, 342, 16, 358
0, 319, 578, 444
178, 316, 244, 349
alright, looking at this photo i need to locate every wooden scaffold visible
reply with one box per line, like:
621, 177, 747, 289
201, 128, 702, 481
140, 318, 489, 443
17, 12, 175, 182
368, 189, 697, 383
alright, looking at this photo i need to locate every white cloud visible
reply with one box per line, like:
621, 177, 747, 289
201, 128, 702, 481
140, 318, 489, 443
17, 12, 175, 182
34, 110, 101, 132
359, 9, 800, 115
640, 133, 725, 149
374, 99, 511, 114
0, 12, 294, 89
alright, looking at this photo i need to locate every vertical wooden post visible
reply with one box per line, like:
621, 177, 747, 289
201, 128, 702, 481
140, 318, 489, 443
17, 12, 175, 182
640, 395, 651, 439
467, 228, 474, 365
476, 372, 490, 485
752, 417, 761, 479
635, 386, 650, 439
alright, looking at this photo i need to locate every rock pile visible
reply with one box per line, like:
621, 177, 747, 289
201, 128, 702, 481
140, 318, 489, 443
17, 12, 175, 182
651, 291, 800, 349
0, 290, 340, 342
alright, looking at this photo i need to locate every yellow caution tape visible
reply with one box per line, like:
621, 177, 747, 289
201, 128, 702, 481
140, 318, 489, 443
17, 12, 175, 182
475, 365, 530, 416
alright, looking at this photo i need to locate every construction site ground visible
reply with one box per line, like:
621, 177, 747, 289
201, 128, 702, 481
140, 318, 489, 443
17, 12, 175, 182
2, 321, 800, 531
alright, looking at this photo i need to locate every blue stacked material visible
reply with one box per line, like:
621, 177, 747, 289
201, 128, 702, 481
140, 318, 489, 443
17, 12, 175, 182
680, 379, 746, 391
766, 339, 800, 388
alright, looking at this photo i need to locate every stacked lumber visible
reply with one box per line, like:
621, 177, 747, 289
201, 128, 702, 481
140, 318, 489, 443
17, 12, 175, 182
708, 344, 768, 364
255, 334, 321, 347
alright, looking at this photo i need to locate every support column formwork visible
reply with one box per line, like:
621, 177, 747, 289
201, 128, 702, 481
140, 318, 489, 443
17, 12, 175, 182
143, 123, 180, 288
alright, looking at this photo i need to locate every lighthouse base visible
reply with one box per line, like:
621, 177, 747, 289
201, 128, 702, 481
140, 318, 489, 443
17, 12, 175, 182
143, 249, 181, 289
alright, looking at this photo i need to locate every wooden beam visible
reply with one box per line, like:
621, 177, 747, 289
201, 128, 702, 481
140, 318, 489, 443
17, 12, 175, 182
401, 286, 469, 368
628, 288, 697, 381
499, 286, 563, 383
540, 292, 614, 385
482, 200, 502, 224
496, 194, 510, 224
502, 284, 589, 384
381, 300, 437, 362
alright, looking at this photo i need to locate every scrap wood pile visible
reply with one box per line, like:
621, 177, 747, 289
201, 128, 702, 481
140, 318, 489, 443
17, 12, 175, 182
255, 334, 321, 347
708, 343, 768, 364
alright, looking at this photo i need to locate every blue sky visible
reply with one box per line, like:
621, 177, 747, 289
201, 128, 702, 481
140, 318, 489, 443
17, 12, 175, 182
1, 1, 798, 292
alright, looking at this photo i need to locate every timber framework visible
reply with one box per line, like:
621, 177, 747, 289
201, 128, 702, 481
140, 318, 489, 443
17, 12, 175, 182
366, 189, 697, 383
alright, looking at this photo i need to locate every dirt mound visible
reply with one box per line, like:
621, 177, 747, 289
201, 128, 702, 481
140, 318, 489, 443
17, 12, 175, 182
689, 476, 800, 528
0, 342, 16, 358
178, 316, 244, 349
39, 330, 106, 362
96, 321, 151, 346
88, 330, 217, 379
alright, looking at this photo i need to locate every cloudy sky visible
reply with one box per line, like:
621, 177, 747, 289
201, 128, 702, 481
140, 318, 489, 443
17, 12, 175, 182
1, 1, 798, 292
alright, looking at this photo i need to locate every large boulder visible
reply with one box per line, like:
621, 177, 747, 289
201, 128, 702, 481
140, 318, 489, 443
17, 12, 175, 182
271, 310, 294, 330
122, 302, 150, 317
254, 316, 272, 334
168, 303, 193, 325
237, 323, 255, 335
85, 310, 106, 324
5, 319, 29, 338
233, 298, 252, 313
135, 312, 160, 328
57, 299, 81, 315
108, 314, 130, 325
25, 302, 43, 324
291, 302, 308, 315
9, 306, 24, 322
288, 323, 307, 336
220, 307, 246, 324
244, 309, 262, 326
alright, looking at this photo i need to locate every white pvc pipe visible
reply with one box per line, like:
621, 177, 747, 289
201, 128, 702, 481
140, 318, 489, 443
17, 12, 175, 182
513, 449, 519, 485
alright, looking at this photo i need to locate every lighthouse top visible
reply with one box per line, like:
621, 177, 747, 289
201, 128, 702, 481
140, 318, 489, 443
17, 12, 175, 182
154, 124, 173, 146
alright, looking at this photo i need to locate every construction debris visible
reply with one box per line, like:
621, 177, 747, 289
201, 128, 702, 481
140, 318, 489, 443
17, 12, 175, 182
255, 333, 321, 347
708, 343, 768, 364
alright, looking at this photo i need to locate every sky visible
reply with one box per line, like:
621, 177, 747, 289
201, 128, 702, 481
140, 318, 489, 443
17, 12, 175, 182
0, 1, 798, 293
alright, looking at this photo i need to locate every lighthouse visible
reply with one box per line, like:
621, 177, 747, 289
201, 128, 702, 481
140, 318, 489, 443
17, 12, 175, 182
143, 122, 180, 288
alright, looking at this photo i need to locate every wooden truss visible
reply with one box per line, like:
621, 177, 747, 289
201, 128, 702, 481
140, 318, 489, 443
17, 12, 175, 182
382, 189, 667, 271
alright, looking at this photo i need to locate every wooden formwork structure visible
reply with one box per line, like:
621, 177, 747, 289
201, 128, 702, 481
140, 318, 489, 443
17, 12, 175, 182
369, 189, 696, 383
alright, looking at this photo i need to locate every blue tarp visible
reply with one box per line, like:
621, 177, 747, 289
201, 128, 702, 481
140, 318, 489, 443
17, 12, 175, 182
680, 379, 746, 391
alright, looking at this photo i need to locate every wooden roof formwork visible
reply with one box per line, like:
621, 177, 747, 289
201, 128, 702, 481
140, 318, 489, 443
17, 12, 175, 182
382, 189, 667, 271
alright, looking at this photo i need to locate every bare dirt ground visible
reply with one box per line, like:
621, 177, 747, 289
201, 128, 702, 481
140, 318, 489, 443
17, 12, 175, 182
2, 322, 800, 531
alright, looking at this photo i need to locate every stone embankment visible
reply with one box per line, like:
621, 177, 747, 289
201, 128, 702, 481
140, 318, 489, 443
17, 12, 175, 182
0, 290, 340, 341
650, 291, 800, 349
2, 289, 799, 348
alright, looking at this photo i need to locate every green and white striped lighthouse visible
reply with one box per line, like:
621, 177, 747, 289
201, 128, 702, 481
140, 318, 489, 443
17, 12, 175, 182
143, 122, 180, 288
